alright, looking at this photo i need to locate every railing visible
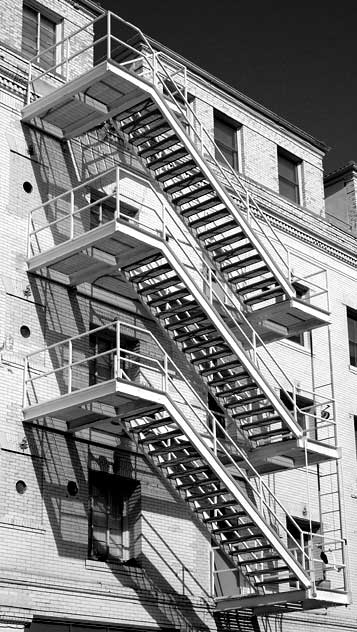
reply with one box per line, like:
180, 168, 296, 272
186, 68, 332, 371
23, 319, 346, 594
25, 11, 330, 309
27, 164, 337, 447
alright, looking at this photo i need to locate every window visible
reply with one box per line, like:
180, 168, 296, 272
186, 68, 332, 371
214, 112, 239, 171
347, 307, 357, 367
287, 516, 322, 585
278, 148, 301, 204
89, 471, 138, 562
89, 326, 139, 385
354, 416, 357, 457
281, 390, 316, 439
22, 3, 60, 70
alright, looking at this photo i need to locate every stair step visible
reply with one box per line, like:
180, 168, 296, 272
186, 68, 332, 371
213, 242, 254, 264
244, 287, 285, 306
138, 134, 179, 158
130, 262, 171, 283
221, 254, 262, 274
139, 428, 184, 444
248, 427, 292, 442
165, 310, 207, 330
139, 275, 181, 295
229, 264, 269, 284
149, 441, 192, 456
164, 172, 205, 195
147, 287, 190, 308
225, 393, 267, 409
244, 565, 290, 577
204, 511, 246, 524
188, 487, 230, 501
156, 159, 197, 182
212, 522, 255, 534
190, 209, 229, 229
209, 371, 249, 387
206, 231, 246, 252
131, 120, 171, 145
131, 417, 174, 433
217, 382, 258, 398
254, 576, 297, 587
200, 360, 241, 378
177, 477, 220, 491
192, 347, 232, 365
122, 109, 162, 134
228, 533, 265, 545
238, 276, 277, 295
173, 184, 213, 206
160, 452, 202, 467
232, 406, 275, 420
157, 300, 197, 319
194, 499, 236, 512
198, 219, 237, 241
183, 336, 225, 354
238, 554, 281, 566
167, 465, 213, 479
148, 147, 188, 170
123, 252, 162, 273
231, 544, 274, 555
240, 416, 281, 430
174, 325, 216, 343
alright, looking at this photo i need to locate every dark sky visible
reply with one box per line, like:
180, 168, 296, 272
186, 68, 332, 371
100, 0, 357, 174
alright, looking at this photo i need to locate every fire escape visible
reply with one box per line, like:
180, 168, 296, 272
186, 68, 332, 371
21, 11, 349, 613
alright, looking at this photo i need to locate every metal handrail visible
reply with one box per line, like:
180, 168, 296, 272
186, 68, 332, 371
27, 163, 336, 443
23, 318, 316, 579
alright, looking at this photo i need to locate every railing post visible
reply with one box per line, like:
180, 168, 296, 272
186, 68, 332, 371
162, 201, 166, 240
258, 478, 263, 514
252, 331, 257, 365
26, 209, 32, 260
65, 38, 70, 81
68, 340, 72, 394
163, 353, 168, 392
153, 51, 158, 87
23, 356, 28, 408
116, 167, 120, 220
208, 268, 213, 304
300, 531, 305, 569
107, 12, 111, 59
212, 415, 217, 455
116, 321, 121, 378
246, 191, 250, 223
27, 63, 32, 105
70, 190, 74, 240
292, 383, 298, 426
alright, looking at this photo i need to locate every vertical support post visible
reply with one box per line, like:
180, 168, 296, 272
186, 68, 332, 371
116, 320, 121, 378
252, 331, 257, 365
287, 249, 291, 284
26, 208, 32, 260
70, 190, 74, 240
27, 63, 32, 105
162, 201, 166, 240
65, 38, 70, 81
208, 268, 213, 304
258, 478, 263, 514
116, 167, 120, 220
107, 12, 111, 59
163, 353, 168, 392
68, 339, 72, 394
23, 356, 28, 408
212, 414, 217, 456
209, 548, 214, 598
293, 383, 297, 425
246, 191, 250, 224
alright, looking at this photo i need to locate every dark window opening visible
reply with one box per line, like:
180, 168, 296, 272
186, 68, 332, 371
214, 112, 239, 171
347, 306, 357, 367
354, 416, 357, 458
281, 390, 316, 439
287, 516, 322, 584
89, 471, 138, 563
89, 325, 139, 385
22, 3, 59, 70
278, 148, 301, 204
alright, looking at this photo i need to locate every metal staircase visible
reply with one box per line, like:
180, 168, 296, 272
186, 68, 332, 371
26, 164, 338, 472
20, 10, 348, 612
22, 319, 347, 611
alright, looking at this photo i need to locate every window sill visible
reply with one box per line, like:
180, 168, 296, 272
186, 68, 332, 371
85, 558, 141, 573
349, 364, 357, 375
279, 339, 311, 356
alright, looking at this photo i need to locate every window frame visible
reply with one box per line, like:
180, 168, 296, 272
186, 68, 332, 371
22, 1, 63, 71
88, 471, 138, 563
214, 111, 240, 172
277, 147, 302, 205
347, 306, 357, 367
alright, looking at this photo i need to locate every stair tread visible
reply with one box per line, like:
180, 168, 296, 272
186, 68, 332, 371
139, 276, 181, 295
213, 242, 254, 263
174, 325, 216, 343
156, 159, 197, 182
173, 184, 213, 206
221, 254, 262, 273
225, 393, 266, 409
198, 220, 237, 241
245, 565, 290, 577
164, 172, 206, 194
190, 209, 229, 229
204, 511, 246, 523
138, 134, 179, 158
206, 231, 246, 252
245, 287, 285, 306
122, 109, 162, 133
148, 147, 188, 169
148, 288, 190, 307
131, 120, 171, 145
232, 405, 275, 420
238, 276, 278, 295
229, 264, 270, 283
131, 417, 174, 433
